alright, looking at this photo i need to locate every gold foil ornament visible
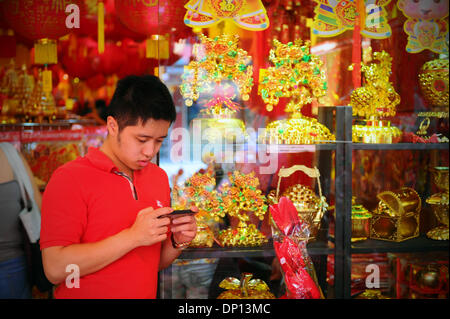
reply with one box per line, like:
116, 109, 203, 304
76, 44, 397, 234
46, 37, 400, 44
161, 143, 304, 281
258, 39, 335, 144
370, 187, 421, 242
217, 273, 275, 299
426, 167, 449, 241
418, 59, 449, 109
350, 47, 402, 143
218, 171, 268, 247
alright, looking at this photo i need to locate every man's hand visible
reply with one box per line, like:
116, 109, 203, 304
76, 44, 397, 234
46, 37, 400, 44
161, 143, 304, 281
170, 206, 198, 246
128, 206, 172, 247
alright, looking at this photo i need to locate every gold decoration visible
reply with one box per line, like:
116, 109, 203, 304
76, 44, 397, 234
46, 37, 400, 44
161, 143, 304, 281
218, 171, 268, 247
355, 289, 391, 299
370, 187, 421, 242
351, 197, 372, 242
349, 47, 401, 144
258, 39, 335, 144
418, 59, 449, 108
268, 165, 328, 241
180, 33, 253, 117
217, 273, 275, 299
426, 167, 449, 241
171, 169, 225, 248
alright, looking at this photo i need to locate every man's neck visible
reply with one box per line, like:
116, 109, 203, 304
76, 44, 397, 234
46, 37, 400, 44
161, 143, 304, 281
99, 139, 133, 179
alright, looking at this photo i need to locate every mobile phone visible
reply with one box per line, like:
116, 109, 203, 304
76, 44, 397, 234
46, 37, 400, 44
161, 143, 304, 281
159, 209, 196, 219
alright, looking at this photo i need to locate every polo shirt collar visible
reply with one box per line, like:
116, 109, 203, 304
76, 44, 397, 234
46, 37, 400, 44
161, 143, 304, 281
85, 147, 117, 173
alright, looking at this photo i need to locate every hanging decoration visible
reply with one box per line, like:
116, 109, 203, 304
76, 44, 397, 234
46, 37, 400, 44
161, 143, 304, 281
2, 0, 82, 64
115, 0, 191, 59
184, 0, 270, 31
349, 47, 402, 143
397, 0, 449, 54
258, 39, 335, 144
311, 0, 392, 39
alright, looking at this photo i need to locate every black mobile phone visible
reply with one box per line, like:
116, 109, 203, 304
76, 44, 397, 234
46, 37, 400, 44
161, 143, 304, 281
159, 209, 196, 219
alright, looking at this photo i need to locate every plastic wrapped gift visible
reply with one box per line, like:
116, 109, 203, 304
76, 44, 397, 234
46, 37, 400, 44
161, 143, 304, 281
370, 187, 421, 242
270, 197, 324, 299
217, 273, 275, 299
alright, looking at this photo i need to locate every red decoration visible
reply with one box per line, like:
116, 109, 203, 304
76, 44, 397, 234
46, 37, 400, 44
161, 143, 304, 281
1, 0, 82, 41
61, 36, 97, 80
91, 41, 127, 76
86, 73, 106, 91
115, 0, 190, 36
117, 39, 154, 77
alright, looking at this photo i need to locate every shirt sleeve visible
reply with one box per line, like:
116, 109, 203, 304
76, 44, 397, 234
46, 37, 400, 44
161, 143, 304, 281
40, 166, 87, 250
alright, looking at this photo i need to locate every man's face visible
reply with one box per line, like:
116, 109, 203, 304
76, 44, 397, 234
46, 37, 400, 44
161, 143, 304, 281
108, 117, 170, 174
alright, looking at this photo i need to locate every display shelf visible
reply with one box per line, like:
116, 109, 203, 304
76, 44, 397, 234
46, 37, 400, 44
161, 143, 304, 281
352, 143, 449, 150
351, 235, 449, 254
179, 240, 334, 259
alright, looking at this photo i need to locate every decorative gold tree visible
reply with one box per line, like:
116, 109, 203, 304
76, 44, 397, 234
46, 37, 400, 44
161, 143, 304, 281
218, 171, 268, 247
258, 39, 335, 144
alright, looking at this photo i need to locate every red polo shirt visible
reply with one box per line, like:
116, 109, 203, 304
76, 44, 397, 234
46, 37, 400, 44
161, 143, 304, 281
40, 147, 171, 299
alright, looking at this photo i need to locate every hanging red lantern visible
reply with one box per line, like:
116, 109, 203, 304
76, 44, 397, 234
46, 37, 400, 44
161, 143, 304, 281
61, 36, 97, 80
115, 0, 191, 59
117, 39, 152, 78
1, 0, 82, 94
115, 0, 189, 36
86, 73, 107, 91
91, 41, 127, 76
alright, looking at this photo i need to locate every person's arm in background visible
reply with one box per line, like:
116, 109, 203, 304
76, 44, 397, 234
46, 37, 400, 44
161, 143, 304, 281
19, 152, 42, 210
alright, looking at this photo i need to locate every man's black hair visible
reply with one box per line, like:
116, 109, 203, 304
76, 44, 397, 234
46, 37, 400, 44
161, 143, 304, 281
108, 75, 176, 130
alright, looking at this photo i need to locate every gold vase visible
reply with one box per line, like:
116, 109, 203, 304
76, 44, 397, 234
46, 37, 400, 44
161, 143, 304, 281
426, 167, 449, 241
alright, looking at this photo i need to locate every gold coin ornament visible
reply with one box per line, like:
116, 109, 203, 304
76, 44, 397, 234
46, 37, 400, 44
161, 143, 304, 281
258, 39, 335, 144
418, 59, 449, 109
180, 33, 253, 117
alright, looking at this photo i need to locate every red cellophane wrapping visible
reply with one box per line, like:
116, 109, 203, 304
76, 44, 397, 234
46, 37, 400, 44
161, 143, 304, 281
270, 197, 324, 299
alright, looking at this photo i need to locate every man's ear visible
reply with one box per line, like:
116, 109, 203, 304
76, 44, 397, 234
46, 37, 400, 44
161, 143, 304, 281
106, 116, 119, 137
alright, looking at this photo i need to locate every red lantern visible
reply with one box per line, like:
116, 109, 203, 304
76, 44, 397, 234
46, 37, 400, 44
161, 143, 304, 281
1, 0, 82, 40
86, 73, 106, 91
91, 41, 127, 76
117, 39, 153, 78
115, 0, 190, 36
61, 36, 97, 80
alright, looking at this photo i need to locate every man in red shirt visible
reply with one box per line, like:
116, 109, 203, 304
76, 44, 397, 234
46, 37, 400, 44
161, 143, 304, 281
40, 75, 197, 298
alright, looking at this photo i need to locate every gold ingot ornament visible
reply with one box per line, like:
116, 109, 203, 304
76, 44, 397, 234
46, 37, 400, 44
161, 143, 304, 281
217, 273, 275, 299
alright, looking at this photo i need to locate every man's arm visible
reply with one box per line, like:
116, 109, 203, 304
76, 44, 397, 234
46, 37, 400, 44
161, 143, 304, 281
42, 206, 171, 285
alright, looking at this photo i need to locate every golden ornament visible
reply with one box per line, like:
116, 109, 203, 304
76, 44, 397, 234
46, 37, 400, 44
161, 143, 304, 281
426, 167, 449, 241
180, 33, 253, 117
218, 171, 268, 247
217, 273, 275, 299
349, 47, 402, 143
418, 59, 449, 108
258, 39, 335, 145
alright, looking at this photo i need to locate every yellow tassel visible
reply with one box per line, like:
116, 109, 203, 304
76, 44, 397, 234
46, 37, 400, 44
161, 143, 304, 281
306, 19, 317, 46
42, 69, 53, 93
98, 1, 105, 54
34, 39, 57, 65
146, 35, 169, 59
